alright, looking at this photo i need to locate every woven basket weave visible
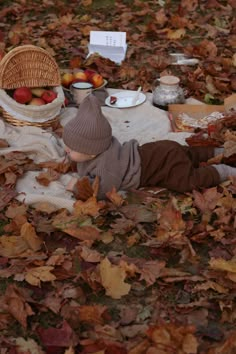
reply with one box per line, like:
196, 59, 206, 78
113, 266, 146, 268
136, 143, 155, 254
0, 45, 64, 128
0, 45, 61, 89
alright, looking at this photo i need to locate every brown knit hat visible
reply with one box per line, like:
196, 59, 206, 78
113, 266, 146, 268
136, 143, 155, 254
63, 94, 112, 155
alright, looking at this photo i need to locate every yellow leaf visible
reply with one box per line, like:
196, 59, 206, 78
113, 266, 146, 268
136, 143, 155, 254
32, 201, 59, 213
233, 53, 236, 67
193, 280, 228, 294
182, 333, 198, 354
21, 222, 42, 251
100, 258, 131, 299
209, 258, 236, 273
0, 235, 28, 257
15, 337, 45, 353
167, 28, 186, 39
73, 196, 105, 217
100, 231, 114, 244
81, 0, 92, 6
25, 266, 56, 287
59, 14, 74, 25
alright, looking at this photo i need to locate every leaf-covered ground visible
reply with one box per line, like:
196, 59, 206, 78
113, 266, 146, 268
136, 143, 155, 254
0, 1, 236, 353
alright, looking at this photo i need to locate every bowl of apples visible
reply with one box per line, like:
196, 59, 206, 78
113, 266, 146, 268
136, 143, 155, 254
0, 44, 65, 128
61, 69, 107, 92
0, 85, 65, 127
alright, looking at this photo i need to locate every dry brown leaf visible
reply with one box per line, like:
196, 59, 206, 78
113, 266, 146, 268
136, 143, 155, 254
73, 196, 106, 217
100, 257, 131, 299
167, 28, 186, 39
0, 235, 29, 258
36, 168, 60, 186
209, 258, 236, 273
15, 337, 45, 353
106, 187, 125, 207
79, 245, 101, 263
78, 305, 106, 325
21, 222, 42, 252
5, 285, 34, 328
25, 266, 56, 287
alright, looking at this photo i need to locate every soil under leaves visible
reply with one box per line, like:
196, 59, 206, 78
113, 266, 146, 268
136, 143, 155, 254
0, 1, 236, 353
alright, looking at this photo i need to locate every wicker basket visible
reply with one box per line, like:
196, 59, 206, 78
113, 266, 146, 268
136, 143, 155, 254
0, 45, 64, 128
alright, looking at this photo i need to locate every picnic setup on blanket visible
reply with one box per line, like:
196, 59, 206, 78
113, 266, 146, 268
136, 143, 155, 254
0, 44, 236, 212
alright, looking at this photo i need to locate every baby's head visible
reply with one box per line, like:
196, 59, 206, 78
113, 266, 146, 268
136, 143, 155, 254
63, 94, 112, 162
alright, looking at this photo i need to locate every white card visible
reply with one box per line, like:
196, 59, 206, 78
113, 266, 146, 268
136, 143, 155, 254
88, 31, 127, 64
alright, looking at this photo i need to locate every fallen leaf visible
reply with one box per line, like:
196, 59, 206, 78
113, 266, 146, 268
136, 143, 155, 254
4, 284, 34, 328
25, 266, 56, 287
106, 187, 126, 207
15, 337, 45, 353
209, 258, 236, 273
37, 320, 79, 347
100, 258, 131, 299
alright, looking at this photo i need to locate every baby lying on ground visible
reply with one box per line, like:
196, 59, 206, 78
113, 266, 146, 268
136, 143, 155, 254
62, 93, 236, 200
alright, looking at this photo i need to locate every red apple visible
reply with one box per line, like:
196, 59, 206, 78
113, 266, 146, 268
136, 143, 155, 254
31, 87, 46, 97
29, 98, 46, 106
13, 87, 32, 104
89, 73, 104, 88
73, 70, 87, 82
41, 90, 57, 103
84, 69, 97, 81
61, 72, 74, 88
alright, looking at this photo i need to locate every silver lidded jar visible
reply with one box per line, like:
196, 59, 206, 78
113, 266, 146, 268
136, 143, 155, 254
152, 75, 185, 111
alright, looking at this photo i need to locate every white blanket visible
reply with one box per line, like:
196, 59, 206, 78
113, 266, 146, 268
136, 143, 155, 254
0, 89, 193, 212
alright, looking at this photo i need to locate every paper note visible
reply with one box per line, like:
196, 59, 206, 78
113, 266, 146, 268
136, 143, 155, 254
88, 31, 127, 64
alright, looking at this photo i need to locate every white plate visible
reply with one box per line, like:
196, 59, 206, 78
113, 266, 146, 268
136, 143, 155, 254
105, 91, 146, 108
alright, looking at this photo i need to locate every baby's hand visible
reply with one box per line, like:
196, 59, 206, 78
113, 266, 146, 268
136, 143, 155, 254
66, 177, 78, 192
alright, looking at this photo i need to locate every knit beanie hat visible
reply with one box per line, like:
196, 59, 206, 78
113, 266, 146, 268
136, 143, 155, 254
63, 94, 112, 155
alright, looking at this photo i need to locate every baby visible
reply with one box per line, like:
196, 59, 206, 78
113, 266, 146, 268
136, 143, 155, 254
63, 93, 236, 200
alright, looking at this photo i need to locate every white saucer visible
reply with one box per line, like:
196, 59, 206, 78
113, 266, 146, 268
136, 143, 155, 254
105, 91, 146, 108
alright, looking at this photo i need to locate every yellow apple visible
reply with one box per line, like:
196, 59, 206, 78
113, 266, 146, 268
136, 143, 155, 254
73, 70, 87, 82
31, 87, 46, 97
29, 98, 46, 105
61, 72, 74, 88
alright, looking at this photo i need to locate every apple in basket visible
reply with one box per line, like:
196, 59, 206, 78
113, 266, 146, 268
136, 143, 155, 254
73, 70, 87, 82
84, 69, 96, 81
61, 72, 74, 88
89, 72, 104, 88
13, 87, 32, 104
41, 90, 58, 103
29, 98, 46, 106
31, 87, 46, 97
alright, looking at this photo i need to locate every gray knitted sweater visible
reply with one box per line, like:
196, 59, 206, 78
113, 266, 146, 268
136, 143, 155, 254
76, 137, 141, 199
